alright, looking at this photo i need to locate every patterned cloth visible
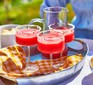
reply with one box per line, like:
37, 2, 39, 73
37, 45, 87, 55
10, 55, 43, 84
2, 55, 67, 77
0, 45, 26, 76
0, 45, 83, 78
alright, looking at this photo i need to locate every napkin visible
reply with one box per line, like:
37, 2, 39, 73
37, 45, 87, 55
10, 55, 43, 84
16, 54, 83, 85
0, 45, 83, 85
6, 54, 67, 77
0, 45, 26, 75
16, 54, 63, 85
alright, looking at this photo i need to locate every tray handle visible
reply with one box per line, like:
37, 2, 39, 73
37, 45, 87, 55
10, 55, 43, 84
68, 38, 89, 56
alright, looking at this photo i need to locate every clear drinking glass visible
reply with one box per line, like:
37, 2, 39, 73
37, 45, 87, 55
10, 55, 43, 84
15, 25, 41, 73
29, 7, 68, 30
49, 23, 75, 43
48, 23, 75, 61
37, 30, 65, 68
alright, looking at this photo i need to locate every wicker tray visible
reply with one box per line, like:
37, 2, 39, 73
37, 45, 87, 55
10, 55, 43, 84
0, 25, 88, 85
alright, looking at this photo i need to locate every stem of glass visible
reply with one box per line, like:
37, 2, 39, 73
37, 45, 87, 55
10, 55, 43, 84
27, 46, 31, 65
50, 53, 53, 70
60, 52, 63, 65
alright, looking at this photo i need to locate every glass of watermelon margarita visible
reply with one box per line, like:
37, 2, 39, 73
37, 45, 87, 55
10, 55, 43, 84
46, 23, 75, 59
15, 25, 41, 73
41, 23, 75, 61
37, 30, 65, 68
49, 23, 75, 43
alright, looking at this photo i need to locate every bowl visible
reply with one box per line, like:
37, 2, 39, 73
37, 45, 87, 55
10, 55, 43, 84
0, 24, 18, 48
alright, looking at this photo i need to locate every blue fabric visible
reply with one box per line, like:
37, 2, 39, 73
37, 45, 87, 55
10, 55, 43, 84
40, 0, 93, 39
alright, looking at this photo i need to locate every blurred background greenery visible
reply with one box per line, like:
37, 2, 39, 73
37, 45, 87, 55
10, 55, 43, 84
0, 0, 75, 25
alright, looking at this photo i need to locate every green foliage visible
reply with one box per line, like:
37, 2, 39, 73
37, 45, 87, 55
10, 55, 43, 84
0, 0, 74, 25
0, 0, 43, 25
11, 0, 22, 6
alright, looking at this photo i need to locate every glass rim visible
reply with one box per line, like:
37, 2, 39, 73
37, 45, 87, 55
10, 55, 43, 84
37, 30, 64, 41
15, 24, 41, 31
49, 23, 75, 30
43, 6, 68, 13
